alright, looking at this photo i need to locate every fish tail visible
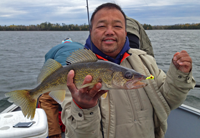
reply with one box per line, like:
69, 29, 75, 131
5, 90, 37, 120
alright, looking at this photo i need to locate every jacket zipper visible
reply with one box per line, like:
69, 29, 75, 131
136, 89, 144, 111
126, 90, 138, 121
107, 93, 110, 138
125, 58, 142, 121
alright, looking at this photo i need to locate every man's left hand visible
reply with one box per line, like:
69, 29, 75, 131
172, 50, 192, 73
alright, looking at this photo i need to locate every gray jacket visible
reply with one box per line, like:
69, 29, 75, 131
61, 49, 195, 138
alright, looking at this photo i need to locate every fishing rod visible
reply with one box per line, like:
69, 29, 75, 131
86, 0, 90, 27
86, 0, 93, 52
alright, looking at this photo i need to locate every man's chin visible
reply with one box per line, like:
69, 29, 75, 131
102, 47, 115, 53
102, 49, 118, 58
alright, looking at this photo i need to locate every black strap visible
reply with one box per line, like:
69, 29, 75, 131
98, 101, 104, 138
127, 33, 139, 49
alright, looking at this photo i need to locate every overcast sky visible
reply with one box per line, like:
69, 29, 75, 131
1, 0, 200, 26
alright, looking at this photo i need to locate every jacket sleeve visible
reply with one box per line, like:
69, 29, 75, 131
145, 55, 196, 110
161, 62, 195, 109
61, 92, 103, 138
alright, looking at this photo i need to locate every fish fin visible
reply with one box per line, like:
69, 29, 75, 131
49, 90, 66, 104
101, 92, 108, 99
5, 90, 37, 120
37, 59, 63, 84
79, 82, 97, 89
66, 49, 98, 65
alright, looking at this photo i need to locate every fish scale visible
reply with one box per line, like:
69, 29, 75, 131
5, 49, 148, 119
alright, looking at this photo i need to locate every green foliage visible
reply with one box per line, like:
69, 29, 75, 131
0, 22, 90, 31
146, 23, 200, 30
143, 24, 153, 30
164, 23, 200, 29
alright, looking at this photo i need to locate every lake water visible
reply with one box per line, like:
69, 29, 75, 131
0, 30, 199, 112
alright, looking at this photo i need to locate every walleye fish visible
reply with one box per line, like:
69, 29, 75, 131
5, 49, 148, 119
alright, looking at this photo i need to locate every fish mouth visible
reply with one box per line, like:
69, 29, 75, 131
125, 80, 147, 89
124, 74, 147, 89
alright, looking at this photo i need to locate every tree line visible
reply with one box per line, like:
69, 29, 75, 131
0, 22, 200, 31
0, 22, 89, 31
143, 23, 200, 30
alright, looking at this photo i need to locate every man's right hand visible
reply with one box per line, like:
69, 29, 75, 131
67, 70, 108, 109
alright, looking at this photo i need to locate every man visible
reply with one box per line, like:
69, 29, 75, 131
61, 3, 195, 138
39, 39, 83, 138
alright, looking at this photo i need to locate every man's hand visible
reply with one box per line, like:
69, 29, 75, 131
67, 70, 108, 109
172, 50, 192, 73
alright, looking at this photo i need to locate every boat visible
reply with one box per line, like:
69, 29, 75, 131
165, 104, 200, 138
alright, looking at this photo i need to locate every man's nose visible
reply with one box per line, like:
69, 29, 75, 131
105, 26, 114, 35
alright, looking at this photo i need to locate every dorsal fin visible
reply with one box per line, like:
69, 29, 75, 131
37, 59, 62, 84
66, 49, 98, 65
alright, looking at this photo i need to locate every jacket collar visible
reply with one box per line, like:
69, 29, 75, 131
84, 35, 131, 64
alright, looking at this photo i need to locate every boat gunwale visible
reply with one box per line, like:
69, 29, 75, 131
179, 104, 200, 116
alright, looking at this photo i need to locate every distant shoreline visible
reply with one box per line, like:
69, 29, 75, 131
1, 22, 200, 31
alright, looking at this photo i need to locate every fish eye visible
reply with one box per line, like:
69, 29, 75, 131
124, 71, 133, 79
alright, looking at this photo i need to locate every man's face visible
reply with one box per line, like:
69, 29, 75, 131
90, 8, 127, 58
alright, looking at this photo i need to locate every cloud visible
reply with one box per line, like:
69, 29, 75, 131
0, 0, 200, 25
124, 3, 200, 25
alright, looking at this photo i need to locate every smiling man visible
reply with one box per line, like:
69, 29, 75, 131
90, 7, 127, 58
61, 3, 195, 138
